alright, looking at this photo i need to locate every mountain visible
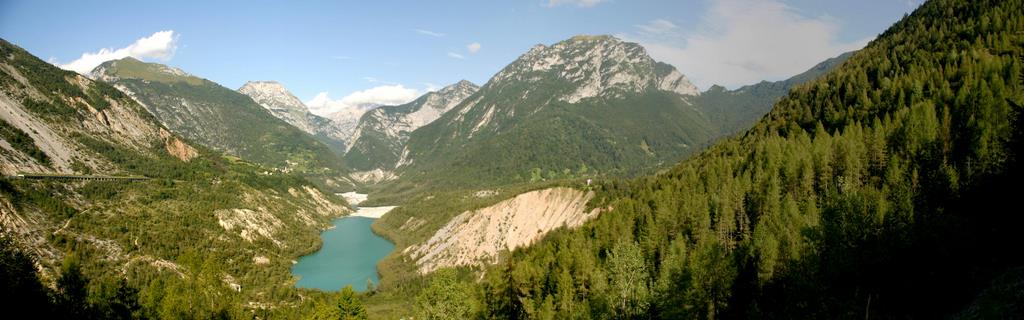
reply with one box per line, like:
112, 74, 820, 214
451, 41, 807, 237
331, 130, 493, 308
307, 98, 369, 151
0, 38, 351, 318
238, 81, 349, 153
693, 51, 853, 135
344, 80, 478, 172
485, 35, 700, 105
0, 40, 197, 176
90, 58, 345, 174
388, 35, 845, 192
396, 35, 711, 188
367, 39, 851, 298
468, 0, 1024, 318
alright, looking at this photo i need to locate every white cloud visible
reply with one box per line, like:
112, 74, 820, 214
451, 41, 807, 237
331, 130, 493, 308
626, 0, 869, 89
414, 29, 446, 37
636, 19, 678, 36
305, 84, 421, 117
422, 82, 440, 92
306, 92, 332, 111
447, 52, 466, 60
60, 30, 179, 74
467, 42, 482, 54
546, 0, 603, 8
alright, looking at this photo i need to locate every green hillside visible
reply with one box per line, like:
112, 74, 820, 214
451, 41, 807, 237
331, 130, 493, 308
0, 39, 352, 319
343, 112, 401, 171
92, 58, 346, 175
405, 90, 714, 188
443, 0, 1023, 318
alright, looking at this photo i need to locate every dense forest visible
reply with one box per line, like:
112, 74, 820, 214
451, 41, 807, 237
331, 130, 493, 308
0, 233, 147, 319
450, 0, 1024, 318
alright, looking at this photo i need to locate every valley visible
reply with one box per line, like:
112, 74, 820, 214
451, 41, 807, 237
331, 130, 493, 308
1, 0, 1022, 319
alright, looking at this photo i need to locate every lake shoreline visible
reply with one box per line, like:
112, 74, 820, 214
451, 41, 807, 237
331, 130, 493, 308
349, 206, 398, 218
292, 192, 397, 292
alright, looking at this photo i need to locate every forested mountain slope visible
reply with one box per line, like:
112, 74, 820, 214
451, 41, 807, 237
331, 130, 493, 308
364, 50, 853, 292
386, 36, 849, 195
91, 58, 345, 174
466, 0, 1024, 318
395, 36, 712, 190
0, 39, 352, 318
693, 51, 853, 135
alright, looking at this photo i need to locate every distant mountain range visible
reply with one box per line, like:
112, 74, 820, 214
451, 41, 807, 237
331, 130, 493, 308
0, 38, 352, 319
64, 34, 849, 193
2, 0, 1019, 318
90, 57, 346, 174
71, 34, 848, 190
387, 35, 849, 189
238, 81, 350, 154
344, 80, 479, 173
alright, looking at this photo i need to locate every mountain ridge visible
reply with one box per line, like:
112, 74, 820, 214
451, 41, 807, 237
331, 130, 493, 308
382, 35, 848, 193
238, 80, 349, 153
344, 80, 479, 172
0, 42, 197, 176
90, 57, 347, 175
0, 39, 354, 318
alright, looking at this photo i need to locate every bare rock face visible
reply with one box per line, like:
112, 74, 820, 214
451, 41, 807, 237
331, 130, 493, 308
407, 187, 601, 274
0, 52, 185, 175
239, 81, 353, 155
238, 81, 349, 149
159, 128, 198, 161
490, 35, 699, 104
344, 80, 479, 171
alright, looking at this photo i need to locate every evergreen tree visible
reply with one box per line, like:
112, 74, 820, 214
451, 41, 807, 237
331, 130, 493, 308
56, 255, 90, 318
416, 269, 475, 320
472, 0, 1024, 318
607, 241, 649, 317
337, 285, 367, 320
0, 234, 54, 317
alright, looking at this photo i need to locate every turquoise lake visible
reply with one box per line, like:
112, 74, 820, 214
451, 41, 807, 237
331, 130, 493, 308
291, 216, 394, 292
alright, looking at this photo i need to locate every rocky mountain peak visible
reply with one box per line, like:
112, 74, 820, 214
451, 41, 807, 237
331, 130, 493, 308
490, 35, 699, 103
344, 80, 480, 170
238, 81, 308, 113
448, 79, 478, 90
436, 80, 479, 101
424, 80, 479, 111
236, 81, 349, 151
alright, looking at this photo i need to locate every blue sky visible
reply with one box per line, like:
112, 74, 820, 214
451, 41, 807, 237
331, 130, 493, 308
0, 0, 920, 116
